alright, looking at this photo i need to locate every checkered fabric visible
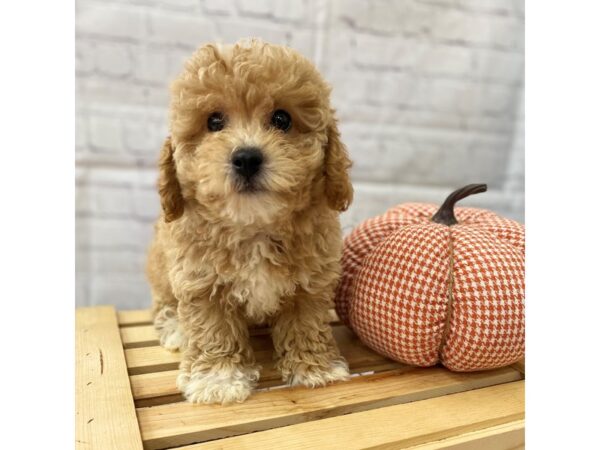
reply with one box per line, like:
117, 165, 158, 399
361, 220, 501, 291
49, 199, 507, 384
335, 203, 525, 372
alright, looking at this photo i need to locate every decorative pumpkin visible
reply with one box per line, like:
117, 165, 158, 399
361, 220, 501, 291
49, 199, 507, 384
335, 184, 524, 372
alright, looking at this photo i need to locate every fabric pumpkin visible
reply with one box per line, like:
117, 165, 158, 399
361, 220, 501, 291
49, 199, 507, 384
335, 184, 524, 372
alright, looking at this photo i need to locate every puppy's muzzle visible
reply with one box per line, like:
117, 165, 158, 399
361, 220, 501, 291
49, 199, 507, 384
231, 147, 263, 181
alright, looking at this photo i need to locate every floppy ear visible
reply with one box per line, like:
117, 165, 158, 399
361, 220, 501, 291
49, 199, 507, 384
324, 117, 353, 211
158, 136, 184, 222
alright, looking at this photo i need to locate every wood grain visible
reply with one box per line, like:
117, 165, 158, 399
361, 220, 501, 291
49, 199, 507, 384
402, 419, 524, 450
124, 325, 394, 375
178, 381, 524, 450
120, 325, 157, 348
125, 346, 182, 375
136, 366, 523, 449
127, 325, 403, 404
119, 309, 341, 348
76, 306, 143, 450
121, 324, 275, 349
131, 361, 406, 407
117, 309, 152, 327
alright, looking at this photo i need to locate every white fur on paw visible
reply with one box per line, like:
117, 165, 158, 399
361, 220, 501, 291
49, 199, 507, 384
162, 327, 185, 351
289, 359, 350, 388
176, 371, 190, 391
182, 366, 260, 405
157, 317, 185, 352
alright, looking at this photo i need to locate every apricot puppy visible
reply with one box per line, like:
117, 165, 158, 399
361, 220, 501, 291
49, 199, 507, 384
146, 39, 353, 404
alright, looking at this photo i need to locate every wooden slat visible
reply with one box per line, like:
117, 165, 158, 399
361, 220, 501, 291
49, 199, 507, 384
120, 323, 279, 349
120, 325, 157, 348
125, 346, 182, 375
136, 366, 523, 449
118, 309, 340, 346
127, 325, 401, 402
124, 325, 391, 375
131, 361, 406, 407
125, 333, 277, 375
403, 420, 524, 450
179, 381, 525, 450
120, 325, 277, 349
76, 306, 143, 450
117, 309, 152, 327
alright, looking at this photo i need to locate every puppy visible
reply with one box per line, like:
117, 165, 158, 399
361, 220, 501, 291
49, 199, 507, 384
146, 39, 353, 404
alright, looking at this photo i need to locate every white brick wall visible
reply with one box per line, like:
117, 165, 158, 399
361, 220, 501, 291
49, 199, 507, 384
76, 0, 524, 309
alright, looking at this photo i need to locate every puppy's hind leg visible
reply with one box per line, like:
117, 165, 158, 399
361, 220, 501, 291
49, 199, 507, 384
152, 293, 186, 352
148, 238, 186, 352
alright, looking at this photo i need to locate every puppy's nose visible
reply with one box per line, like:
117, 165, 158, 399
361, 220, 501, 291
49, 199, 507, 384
231, 147, 263, 179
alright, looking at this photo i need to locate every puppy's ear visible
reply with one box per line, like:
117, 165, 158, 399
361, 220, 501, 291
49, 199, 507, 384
324, 116, 353, 211
158, 137, 184, 222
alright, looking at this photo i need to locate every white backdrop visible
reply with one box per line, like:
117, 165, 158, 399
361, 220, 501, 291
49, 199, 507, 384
76, 0, 524, 308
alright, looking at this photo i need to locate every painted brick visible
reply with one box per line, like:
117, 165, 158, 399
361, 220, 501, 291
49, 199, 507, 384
76, 115, 88, 149
76, 248, 92, 275
237, 0, 273, 18
456, 0, 516, 16
155, 0, 200, 11
78, 76, 149, 106
123, 119, 167, 155
134, 47, 171, 84
330, 72, 431, 109
473, 48, 524, 83
90, 273, 152, 309
88, 115, 123, 153
94, 41, 134, 77
431, 9, 524, 50
286, 28, 316, 60
75, 0, 525, 309
335, 0, 428, 36
511, 0, 524, 18
345, 126, 511, 189
76, 274, 90, 306
216, 20, 289, 45
273, 0, 308, 22
203, 0, 236, 15
133, 187, 161, 221
77, 217, 147, 250
356, 1, 443, 37
145, 84, 171, 108
148, 11, 217, 47
76, 39, 95, 76
76, 3, 146, 41
355, 35, 475, 78
416, 0, 456, 7
76, 166, 139, 188
429, 79, 516, 116
92, 249, 146, 274
78, 185, 135, 217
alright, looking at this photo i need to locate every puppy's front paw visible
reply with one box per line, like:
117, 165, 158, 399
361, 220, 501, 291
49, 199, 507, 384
160, 326, 186, 352
288, 359, 350, 388
156, 316, 186, 352
178, 365, 260, 404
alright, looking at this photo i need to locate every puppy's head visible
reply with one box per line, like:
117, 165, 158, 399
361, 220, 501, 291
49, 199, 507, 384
159, 40, 352, 226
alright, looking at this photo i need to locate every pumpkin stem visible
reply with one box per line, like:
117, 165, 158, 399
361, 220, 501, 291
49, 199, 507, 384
431, 184, 487, 225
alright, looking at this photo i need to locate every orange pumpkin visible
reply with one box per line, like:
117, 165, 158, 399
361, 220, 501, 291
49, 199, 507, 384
335, 184, 525, 371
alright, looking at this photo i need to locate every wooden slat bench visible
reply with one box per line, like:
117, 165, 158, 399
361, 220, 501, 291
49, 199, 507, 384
76, 306, 525, 450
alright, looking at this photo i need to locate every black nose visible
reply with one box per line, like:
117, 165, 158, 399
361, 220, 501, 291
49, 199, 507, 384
231, 147, 263, 179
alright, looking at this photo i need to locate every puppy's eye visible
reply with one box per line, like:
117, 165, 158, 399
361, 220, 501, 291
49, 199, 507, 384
207, 112, 226, 132
270, 109, 292, 132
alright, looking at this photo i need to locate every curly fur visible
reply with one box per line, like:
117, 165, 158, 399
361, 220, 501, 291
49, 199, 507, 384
146, 39, 353, 404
